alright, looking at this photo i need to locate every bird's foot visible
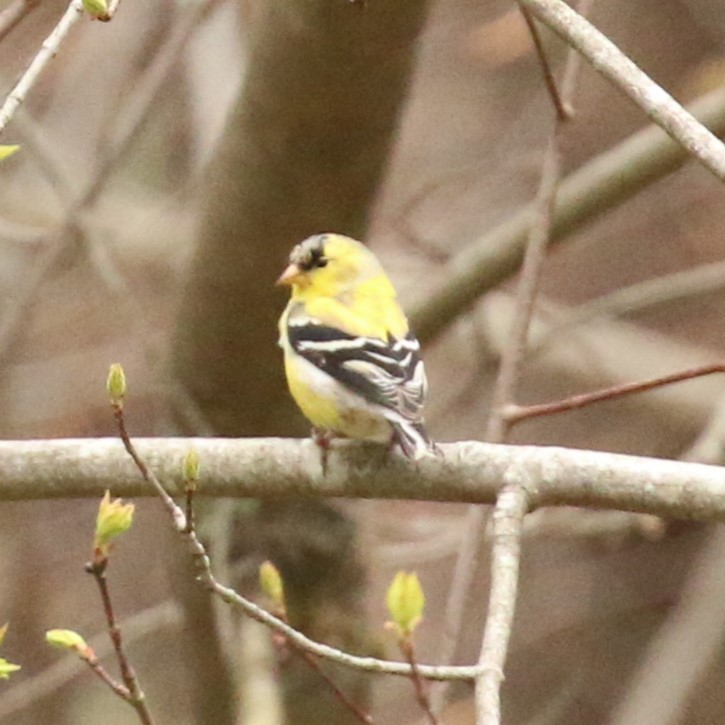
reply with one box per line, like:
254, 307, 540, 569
311, 427, 334, 475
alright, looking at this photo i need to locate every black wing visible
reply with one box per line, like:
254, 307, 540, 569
287, 320, 427, 421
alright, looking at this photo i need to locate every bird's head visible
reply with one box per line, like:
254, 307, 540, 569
277, 233, 389, 299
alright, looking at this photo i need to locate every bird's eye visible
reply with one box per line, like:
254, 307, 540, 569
305, 248, 328, 269
293, 239, 329, 271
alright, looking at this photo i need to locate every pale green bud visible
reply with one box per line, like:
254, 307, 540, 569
106, 363, 126, 408
259, 561, 285, 612
82, 0, 110, 20
46, 629, 90, 658
94, 490, 134, 556
0, 658, 20, 679
385, 571, 424, 638
183, 449, 200, 491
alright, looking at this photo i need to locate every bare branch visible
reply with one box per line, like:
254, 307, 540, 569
0, 438, 723, 520
517, 0, 725, 179
518, 6, 570, 122
284, 630, 374, 724
475, 484, 529, 725
86, 559, 154, 725
506, 363, 725, 425
411, 86, 725, 344
99, 421, 725, 687
399, 639, 441, 725
0, 0, 85, 138
529, 259, 725, 355
442, 10, 590, 717
83, 654, 132, 703
109, 410, 491, 684
472, 14, 591, 715
0, 602, 180, 721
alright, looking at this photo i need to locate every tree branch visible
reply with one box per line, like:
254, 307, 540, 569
475, 484, 529, 724
528, 259, 725, 356
449, 11, 589, 718
0, 602, 181, 721
0, 0, 85, 137
505, 363, 725, 425
411, 85, 725, 344
0, 438, 723, 520
517, 0, 725, 180
518, 6, 570, 122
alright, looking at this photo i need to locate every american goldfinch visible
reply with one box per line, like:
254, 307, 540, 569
277, 233, 436, 460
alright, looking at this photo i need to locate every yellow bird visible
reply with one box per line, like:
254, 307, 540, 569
277, 233, 436, 460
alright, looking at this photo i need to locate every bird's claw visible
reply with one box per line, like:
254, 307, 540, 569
311, 427, 333, 475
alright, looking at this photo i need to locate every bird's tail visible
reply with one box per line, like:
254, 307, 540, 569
393, 420, 439, 461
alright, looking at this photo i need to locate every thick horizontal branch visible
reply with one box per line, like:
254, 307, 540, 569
1, 438, 724, 521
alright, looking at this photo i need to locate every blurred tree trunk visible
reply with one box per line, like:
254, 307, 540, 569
171, 1, 431, 722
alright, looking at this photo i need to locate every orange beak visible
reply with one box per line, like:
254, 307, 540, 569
276, 263, 304, 286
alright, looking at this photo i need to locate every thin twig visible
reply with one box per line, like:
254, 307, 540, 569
290, 641, 374, 724
435, 5, 589, 716
0, 0, 41, 42
505, 363, 725, 425
190, 491, 372, 722
518, 5, 569, 122
108, 410, 498, 683
430, 102, 565, 725
88, 563, 141, 695
0, 602, 181, 720
0, 0, 215, 370
0, 0, 85, 137
86, 559, 154, 725
488, 134, 564, 435
112, 406, 185, 529
517, 0, 725, 180
83, 652, 132, 702
411, 85, 725, 345
400, 639, 441, 725
530, 259, 725, 356
473, 6, 592, 717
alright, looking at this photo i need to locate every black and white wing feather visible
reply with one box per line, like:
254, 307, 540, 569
287, 318, 434, 458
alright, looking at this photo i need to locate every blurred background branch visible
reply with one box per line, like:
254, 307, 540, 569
0, 0, 41, 42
